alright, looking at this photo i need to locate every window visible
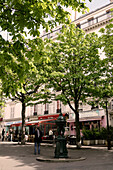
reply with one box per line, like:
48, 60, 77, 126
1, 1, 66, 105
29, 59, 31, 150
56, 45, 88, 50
10, 107, 15, 118
33, 105, 37, 116
106, 9, 111, 18
91, 105, 98, 110
44, 103, 49, 114
79, 102, 83, 111
76, 23, 81, 28
53, 101, 56, 113
56, 100, 61, 113
88, 17, 94, 26
30, 106, 33, 116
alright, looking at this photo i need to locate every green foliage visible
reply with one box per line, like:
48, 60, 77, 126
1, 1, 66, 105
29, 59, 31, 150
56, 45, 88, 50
99, 127, 107, 140
0, 36, 51, 105
0, 0, 91, 37
48, 23, 101, 112
82, 127, 113, 140
99, 23, 113, 59
91, 22, 113, 107
0, 84, 5, 116
82, 129, 94, 140
0, 35, 52, 143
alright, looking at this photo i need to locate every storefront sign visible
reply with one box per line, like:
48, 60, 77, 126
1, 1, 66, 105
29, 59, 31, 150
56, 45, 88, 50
69, 110, 100, 120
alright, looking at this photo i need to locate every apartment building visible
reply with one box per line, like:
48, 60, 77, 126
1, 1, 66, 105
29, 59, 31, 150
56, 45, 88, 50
0, 1, 113, 138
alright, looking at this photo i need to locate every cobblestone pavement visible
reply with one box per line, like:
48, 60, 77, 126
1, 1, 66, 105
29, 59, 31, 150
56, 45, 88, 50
0, 141, 113, 170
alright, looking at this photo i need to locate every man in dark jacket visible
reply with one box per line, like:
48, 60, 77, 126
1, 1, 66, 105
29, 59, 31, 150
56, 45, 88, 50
34, 125, 42, 155
2, 129, 5, 141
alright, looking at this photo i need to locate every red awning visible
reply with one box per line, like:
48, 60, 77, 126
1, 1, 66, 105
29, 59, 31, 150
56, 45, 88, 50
10, 113, 67, 127
26, 118, 56, 126
38, 113, 66, 120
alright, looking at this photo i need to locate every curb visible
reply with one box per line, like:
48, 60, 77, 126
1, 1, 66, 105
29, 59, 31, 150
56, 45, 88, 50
36, 156, 86, 162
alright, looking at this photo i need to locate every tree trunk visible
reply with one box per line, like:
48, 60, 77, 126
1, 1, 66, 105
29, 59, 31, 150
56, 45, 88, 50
75, 110, 81, 149
21, 100, 26, 145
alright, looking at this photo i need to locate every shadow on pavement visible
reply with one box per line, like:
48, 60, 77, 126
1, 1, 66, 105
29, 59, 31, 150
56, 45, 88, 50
1, 142, 113, 170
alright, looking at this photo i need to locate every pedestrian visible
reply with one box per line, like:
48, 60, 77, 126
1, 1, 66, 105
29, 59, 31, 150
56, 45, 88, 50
18, 131, 22, 144
6, 131, 9, 141
49, 129, 53, 140
34, 125, 42, 155
25, 132, 28, 142
10, 129, 13, 142
2, 129, 5, 141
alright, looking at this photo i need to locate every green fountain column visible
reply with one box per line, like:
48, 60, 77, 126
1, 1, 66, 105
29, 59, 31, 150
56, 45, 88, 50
54, 112, 68, 158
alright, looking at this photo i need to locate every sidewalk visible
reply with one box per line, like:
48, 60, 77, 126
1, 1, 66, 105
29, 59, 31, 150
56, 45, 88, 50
1, 141, 113, 170
1, 140, 113, 163
0, 140, 112, 150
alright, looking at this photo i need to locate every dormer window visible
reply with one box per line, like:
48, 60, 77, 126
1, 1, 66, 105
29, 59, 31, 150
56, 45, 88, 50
76, 23, 81, 28
106, 9, 111, 18
88, 17, 94, 26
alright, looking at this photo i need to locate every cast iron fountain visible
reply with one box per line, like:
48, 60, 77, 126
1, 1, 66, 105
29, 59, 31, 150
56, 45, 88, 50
54, 112, 68, 158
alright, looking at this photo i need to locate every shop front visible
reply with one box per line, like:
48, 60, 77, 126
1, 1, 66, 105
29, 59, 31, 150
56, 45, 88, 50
6, 113, 68, 142
67, 110, 106, 143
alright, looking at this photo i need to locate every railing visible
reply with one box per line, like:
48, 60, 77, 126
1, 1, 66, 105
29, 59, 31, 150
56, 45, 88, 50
42, 11, 113, 39
81, 11, 113, 29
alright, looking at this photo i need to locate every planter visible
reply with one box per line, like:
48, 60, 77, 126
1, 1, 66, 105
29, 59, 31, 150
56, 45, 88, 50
111, 141, 113, 146
105, 140, 113, 146
83, 140, 90, 146
95, 140, 98, 145
90, 140, 95, 145
98, 139, 105, 145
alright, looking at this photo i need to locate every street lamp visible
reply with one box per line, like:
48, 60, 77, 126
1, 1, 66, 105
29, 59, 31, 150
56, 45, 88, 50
104, 97, 111, 150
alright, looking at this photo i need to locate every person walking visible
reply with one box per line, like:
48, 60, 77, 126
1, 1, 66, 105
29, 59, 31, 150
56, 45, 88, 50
34, 125, 42, 155
2, 129, 5, 141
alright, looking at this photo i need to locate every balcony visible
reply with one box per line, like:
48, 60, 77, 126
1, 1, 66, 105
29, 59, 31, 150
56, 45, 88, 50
42, 10, 113, 39
44, 110, 49, 115
33, 112, 37, 116
56, 109, 61, 113
81, 11, 113, 31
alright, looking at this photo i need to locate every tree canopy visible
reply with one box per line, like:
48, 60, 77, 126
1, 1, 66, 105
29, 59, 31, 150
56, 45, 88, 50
0, 36, 51, 144
0, 0, 91, 37
92, 23, 113, 105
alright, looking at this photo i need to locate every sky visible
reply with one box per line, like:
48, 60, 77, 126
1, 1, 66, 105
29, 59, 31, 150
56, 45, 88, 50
85, 0, 110, 12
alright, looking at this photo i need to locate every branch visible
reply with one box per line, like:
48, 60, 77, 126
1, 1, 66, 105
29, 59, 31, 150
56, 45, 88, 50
62, 87, 75, 113
26, 84, 40, 96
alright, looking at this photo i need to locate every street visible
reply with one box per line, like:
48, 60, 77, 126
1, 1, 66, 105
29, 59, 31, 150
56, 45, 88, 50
0, 142, 113, 170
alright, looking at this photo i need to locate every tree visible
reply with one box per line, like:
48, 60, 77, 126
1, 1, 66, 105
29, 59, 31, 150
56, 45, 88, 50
90, 22, 113, 149
1, 36, 51, 144
0, 0, 91, 37
0, 82, 5, 117
98, 22, 113, 108
82, 22, 113, 149
47, 24, 101, 148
